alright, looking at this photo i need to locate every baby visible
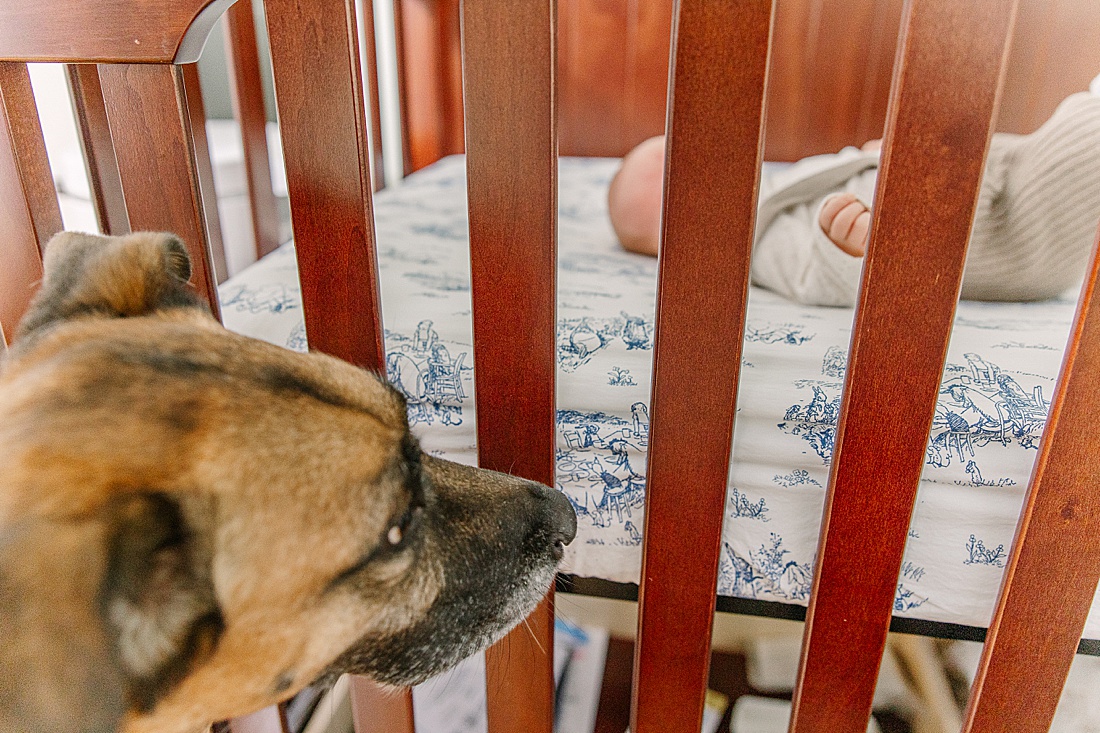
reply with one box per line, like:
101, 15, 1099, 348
608, 90, 1100, 306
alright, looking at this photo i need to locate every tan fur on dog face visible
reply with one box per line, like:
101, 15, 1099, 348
1, 232, 575, 733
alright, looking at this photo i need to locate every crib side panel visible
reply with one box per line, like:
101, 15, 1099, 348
394, 0, 464, 174
630, 2, 773, 733
789, 1, 1017, 731
0, 61, 61, 346
260, 3, 410, 730
962, 234, 1100, 732
460, 1, 559, 731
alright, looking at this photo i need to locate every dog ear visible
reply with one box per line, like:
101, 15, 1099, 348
0, 520, 130, 733
0, 493, 221, 729
16, 231, 205, 340
101, 492, 223, 714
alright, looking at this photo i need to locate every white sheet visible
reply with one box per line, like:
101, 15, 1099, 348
219, 155, 1100, 637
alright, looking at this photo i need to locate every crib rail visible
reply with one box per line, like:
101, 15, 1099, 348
66, 63, 231, 284
0, 0, 234, 64
65, 64, 129, 237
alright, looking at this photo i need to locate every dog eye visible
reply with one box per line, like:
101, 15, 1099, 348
385, 504, 422, 548
386, 524, 403, 546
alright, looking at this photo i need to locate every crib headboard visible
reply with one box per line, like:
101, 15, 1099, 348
4, 1, 1100, 733
396, 0, 1100, 168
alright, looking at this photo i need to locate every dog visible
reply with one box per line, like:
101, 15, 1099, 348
0, 231, 576, 733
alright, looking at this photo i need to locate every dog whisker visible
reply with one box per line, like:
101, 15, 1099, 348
521, 616, 547, 657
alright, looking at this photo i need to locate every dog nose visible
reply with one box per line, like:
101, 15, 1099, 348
527, 481, 578, 560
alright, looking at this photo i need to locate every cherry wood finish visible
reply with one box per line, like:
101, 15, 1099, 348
485, 596, 556, 733
349, 678, 415, 733
67, 64, 227, 281
789, 2, 1017, 732
65, 64, 129, 236
629, 3, 772, 733
397, 0, 1100, 166
0, 61, 61, 346
764, 0, 903, 160
556, 0, 672, 157
0, 64, 61, 256
460, 1, 558, 732
961, 234, 1100, 732
224, 0, 280, 258
97, 63, 221, 315
0, 0, 236, 64
68, 63, 227, 281
262, 4, 400, 725
182, 62, 229, 284
263, 0, 384, 370
394, 0, 463, 174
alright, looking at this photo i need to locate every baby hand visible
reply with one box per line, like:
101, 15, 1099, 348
818, 192, 871, 257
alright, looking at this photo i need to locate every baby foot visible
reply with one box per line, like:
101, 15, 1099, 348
818, 192, 871, 257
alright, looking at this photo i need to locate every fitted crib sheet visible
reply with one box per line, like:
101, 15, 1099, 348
219, 155, 1100, 638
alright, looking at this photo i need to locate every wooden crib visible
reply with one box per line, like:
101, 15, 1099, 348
4, 1, 1100, 732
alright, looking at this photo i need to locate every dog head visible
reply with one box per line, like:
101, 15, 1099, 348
0, 232, 576, 733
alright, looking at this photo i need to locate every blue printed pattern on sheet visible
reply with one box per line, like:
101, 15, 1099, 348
218, 156, 1100, 637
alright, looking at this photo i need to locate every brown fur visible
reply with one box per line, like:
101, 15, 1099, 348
0, 232, 576, 733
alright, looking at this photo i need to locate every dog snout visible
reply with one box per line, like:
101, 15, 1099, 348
527, 481, 577, 560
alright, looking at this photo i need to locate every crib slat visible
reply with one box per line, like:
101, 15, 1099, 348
357, 0, 386, 193
224, 0, 281, 258
66, 64, 129, 236
263, 4, 408, 732
789, 2, 1017, 731
182, 62, 229, 284
98, 63, 221, 318
264, 0, 384, 370
631, 3, 772, 733
961, 233, 1100, 731
460, 1, 557, 732
349, 678, 415, 733
0, 61, 61, 346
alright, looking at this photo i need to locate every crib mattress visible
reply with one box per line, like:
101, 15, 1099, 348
219, 155, 1100, 638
